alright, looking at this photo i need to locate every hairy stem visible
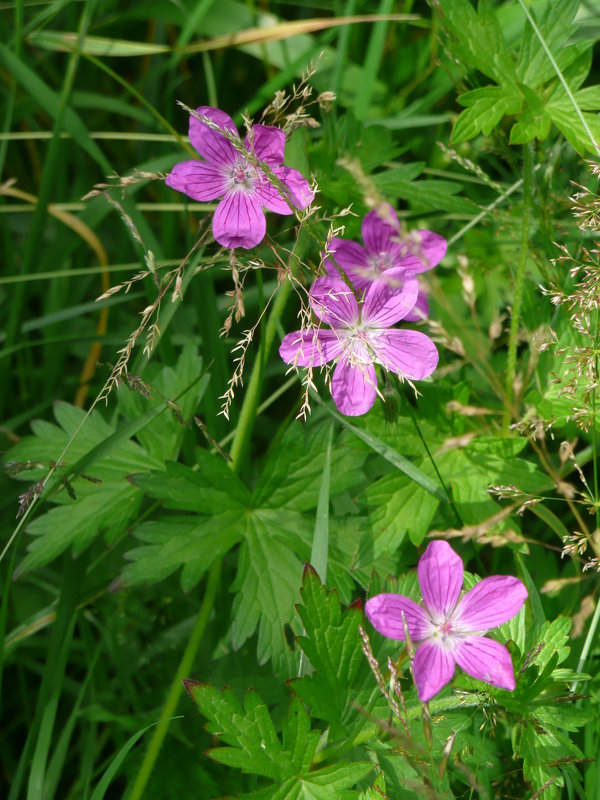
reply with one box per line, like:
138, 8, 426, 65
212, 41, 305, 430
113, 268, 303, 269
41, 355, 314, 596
503, 142, 534, 431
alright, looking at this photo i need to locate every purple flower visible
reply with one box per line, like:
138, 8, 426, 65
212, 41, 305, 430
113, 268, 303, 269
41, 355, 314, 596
279, 275, 439, 417
365, 540, 528, 702
165, 106, 313, 250
325, 204, 446, 321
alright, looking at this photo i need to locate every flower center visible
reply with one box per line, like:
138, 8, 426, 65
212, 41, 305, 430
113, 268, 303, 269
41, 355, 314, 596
368, 251, 393, 274
228, 159, 256, 191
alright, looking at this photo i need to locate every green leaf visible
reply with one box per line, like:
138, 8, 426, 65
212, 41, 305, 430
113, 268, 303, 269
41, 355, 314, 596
119, 514, 242, 592
231, 512, 304, 677
515, 0, 580, 89
453, 86, 522, 144
185, 682, 372, 798
292, 566, 366, 737
437, 0, 516, 84
366, 471, 439, 550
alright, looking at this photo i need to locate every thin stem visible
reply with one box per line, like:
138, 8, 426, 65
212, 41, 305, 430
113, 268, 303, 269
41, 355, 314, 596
503, 142, 534, 431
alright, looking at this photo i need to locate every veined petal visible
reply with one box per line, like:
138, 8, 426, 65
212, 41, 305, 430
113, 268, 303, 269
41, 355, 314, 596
361, 205, 399, 254
279, 329, 344, 367
418, 540, 464, 619
325, 239, 370, 286
246, 124, 285, 165
273, 166, 313, 210
372, 330, 439, 380
397, 230, 447, 273
165, 160, 227, 201
189, 106, 238, 166
309, 277, 359, 328
365, 594, 431, 641
455, 576, 528, 632
361, 275, 419, 327
413, 640, 456, 702
453, 636, 516, 691
331, 357, 377, 416
403, 289, 429, 322
212, 190, 266, 250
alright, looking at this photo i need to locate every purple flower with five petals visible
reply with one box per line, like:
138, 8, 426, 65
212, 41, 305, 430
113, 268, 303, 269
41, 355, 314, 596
165, 106, 313, 250
279, 275, 438, 417
365, 540, 528, 702
325, 204, 446, 321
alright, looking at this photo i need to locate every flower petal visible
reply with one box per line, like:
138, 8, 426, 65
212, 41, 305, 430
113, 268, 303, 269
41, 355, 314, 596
257, 167, 313, 214
413, 640, 455, 702
279, 329, 344, 367
453, 636, 516, 691
331, 356, 377, 416
246, 125, 285, 165
455, 576, 528, 632
361, 274, 419, 327
365, 594, 432, 641
309, 277, 359, 328
398, 230, 447, 273
372, 329, 439, 380
325, 239, 370, 286
403, 289, 429, 322
361, 205, 399, 254
418, 540, 464, 619
165, 160, 227, 201
189, 106, 238, 166
212, 190, 266, 249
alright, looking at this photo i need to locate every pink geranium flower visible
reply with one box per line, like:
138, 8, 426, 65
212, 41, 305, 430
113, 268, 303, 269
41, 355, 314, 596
165, 106, 313, 249
325, 204, 446, 320
365, 540, 528, 702
279, 275, 438, 416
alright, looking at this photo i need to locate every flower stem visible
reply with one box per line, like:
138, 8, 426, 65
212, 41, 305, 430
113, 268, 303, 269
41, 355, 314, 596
503, 142, 533, 432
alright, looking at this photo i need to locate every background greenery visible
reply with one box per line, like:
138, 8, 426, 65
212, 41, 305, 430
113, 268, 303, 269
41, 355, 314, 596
2, 0, 600, 797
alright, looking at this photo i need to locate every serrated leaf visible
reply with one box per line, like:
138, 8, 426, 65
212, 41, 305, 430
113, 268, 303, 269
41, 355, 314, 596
120, 514, 242, 591
366, 471, 439, 550
453, 86, 522, 144
515, 0, 580, 89
130, 456, 250, 512
292, 568, 365, 736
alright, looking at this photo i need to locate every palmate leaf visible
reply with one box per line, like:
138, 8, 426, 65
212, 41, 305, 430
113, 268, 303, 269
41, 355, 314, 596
185, 683, 372, 800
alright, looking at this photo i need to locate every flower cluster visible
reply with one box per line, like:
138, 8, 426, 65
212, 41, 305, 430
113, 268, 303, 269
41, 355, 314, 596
365, 540, 528, 701
166, 106, 445, 417
281, 204, 444, 415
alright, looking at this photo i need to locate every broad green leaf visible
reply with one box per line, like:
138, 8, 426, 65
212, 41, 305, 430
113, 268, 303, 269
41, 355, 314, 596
366, 471, 439, 550
453, 86, 522, 144
119, 514, 242, 592
437, 0, 516, 84
515, 0, 580, 89
129, 456, 250, 512
231, 512, 304, 677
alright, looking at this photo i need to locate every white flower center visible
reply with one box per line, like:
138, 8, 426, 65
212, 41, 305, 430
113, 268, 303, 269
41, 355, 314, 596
227, 159, 256, 191
368, 251, 393, 274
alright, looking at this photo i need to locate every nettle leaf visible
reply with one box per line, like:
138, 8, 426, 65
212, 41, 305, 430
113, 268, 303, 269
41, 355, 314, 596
186, 682, 372, 799
291, 566, 367, 738
453, 85, 522, 144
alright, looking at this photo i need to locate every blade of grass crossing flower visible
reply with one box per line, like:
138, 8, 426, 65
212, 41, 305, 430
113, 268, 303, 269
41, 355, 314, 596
312, 394, 447, 502
353, 0, 396, 119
